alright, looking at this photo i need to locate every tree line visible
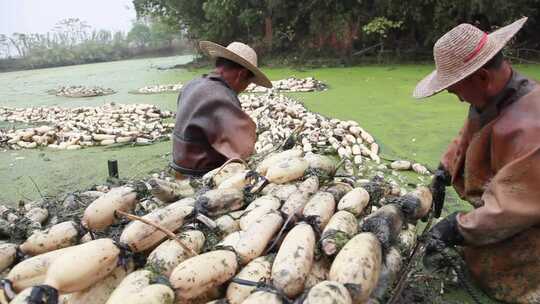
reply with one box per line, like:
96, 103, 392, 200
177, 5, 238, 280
0, 18, 189, 71
133, 0, 540, 62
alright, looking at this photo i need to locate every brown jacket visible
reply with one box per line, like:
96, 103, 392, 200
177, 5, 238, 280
172, 73, 256, 176
441, 71, 540, 303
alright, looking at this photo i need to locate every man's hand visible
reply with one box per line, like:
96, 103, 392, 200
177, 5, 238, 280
425, 212, 465, 253
423, 212, 465, 270
430, 164, 452, 218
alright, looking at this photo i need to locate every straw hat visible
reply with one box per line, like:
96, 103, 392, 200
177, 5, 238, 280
199, 41, 273, 88
414, 17, 528, 99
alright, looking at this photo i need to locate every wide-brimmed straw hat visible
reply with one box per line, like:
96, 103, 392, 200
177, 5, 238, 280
414, 17, 528, 99
199, 41, 272, 88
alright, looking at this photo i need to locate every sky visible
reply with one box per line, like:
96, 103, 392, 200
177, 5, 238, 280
0, 0, 137, 35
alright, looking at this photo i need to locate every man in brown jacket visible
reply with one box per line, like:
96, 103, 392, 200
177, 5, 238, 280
415, 18, 540, 303
171, 41, 272, 178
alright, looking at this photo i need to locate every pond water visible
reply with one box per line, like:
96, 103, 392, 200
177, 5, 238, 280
0, 55, 197, 203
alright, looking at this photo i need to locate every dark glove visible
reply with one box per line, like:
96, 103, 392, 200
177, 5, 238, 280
425, 212, 464, 254
430, 163, 451, 218
423, 212, 464, 270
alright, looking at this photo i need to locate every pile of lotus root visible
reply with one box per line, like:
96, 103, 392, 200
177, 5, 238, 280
0, 143, 432, 304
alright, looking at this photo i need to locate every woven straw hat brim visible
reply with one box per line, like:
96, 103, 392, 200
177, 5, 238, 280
199, 41, 273, 88
414, 17, 528, 99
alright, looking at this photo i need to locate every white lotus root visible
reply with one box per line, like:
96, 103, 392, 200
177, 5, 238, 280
246, 77, 327, 93
241, 93, 380, 166
134, 83, 183, 94
412, 163, 430, 175
390, 160, 412, 171
0, 103, 174, 150
47, 85, 115, 98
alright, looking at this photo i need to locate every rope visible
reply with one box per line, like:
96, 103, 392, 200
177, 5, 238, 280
231, 278, 293, 304
264, 211, 294, 255
115, 210, 197, 257
255, 285, 293, 304
243, 171, 269, 203
280, 122, 305, 151
265, 197, 325, 255
231, 277, 261, 287
210, 245, 244, 269
245, 173, 270, 196
210, 158, 248, 181
387, 214, 434, 304
440, 249, 487, 304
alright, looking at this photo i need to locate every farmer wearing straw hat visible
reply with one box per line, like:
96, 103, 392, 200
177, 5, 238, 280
171, 41, 272, 178
416, 17, 540, 302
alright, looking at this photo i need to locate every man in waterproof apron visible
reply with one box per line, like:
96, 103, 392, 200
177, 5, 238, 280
171, 41, 272, 178
416, 17, 540, 303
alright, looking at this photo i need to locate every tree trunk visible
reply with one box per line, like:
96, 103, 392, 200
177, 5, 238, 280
329, 32, 339, 50
318, 33, 325, 50
343, 18, 360, 57
264, 16, 273, 50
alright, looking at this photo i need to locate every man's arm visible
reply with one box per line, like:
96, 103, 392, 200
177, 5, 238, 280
201, 98, 256, 160
458, 147, 540, 245
425, 110, 540, 256
457, 114, 540, 245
